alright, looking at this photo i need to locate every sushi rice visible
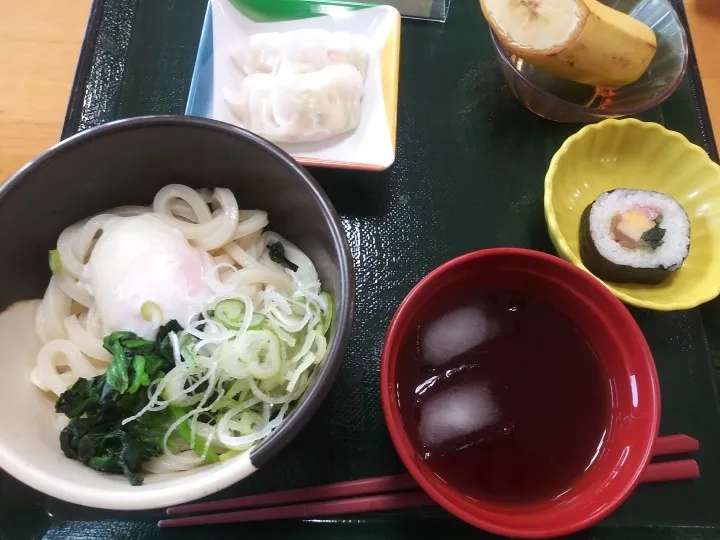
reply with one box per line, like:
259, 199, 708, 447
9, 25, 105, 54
580, 189, 690, 284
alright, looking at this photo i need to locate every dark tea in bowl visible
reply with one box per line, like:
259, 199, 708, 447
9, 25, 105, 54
380, 248, 660, 538
397, 290, 610, 504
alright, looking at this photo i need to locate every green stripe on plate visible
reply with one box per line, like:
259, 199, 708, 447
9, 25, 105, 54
229, 0, 376, 22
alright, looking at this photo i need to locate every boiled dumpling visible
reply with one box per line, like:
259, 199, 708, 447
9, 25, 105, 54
230, 29, 369, 79
230, 32, 284, 75
225, 28, 369, 143
224, 64, 364, 143
326, 31, 369, 80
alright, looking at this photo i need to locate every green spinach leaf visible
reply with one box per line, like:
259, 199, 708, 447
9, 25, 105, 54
642, 225, 666, 250
268, 242, 299, 272
56, 321, 181, 485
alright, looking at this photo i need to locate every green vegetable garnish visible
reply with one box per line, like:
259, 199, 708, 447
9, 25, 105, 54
219, 449, 241, 462
248, 313, 266, 329
642, 224, 666, 250
48, 250, 62, 273
102, 330, 174, 394
268, 242, 298, 272
215, 299, 245, 329
319, 292, 333, 335
168, 406, 219, 464
56, 321, 182, 485
140, 301, 162, 323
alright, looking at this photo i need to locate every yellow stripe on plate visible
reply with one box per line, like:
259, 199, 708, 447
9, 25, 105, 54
380, 12, 401, 151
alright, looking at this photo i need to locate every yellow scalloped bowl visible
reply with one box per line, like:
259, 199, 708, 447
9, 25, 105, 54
545, 118, 720, 311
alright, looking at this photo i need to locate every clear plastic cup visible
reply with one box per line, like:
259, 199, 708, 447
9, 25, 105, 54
490, 0, 688, 123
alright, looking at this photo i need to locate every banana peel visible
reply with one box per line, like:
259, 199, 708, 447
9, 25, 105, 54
480, 0, 657, 88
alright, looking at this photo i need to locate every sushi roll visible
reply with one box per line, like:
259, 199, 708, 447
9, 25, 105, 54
579, 189, 690, 285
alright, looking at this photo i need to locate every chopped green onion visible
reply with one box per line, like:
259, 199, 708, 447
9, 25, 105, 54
140, 301, 163, 323
259, 373, 284, 392
262, 321, 296, 347
226, 379, 248, 400
237, 411, 263, 434
215, 299, 245, 329
248, 313, 265, 329
168, 406, 219, 463
319, 292, 333, 335
238, 330, 281, 379
48, 250, 62, 273
219, 450, 241, 462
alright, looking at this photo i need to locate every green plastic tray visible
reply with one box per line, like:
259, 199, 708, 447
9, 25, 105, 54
3, 0, 720, 538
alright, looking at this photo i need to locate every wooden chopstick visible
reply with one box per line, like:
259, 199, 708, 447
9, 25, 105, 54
158, 460, 699, 528
161, 434, 699, 528
652, 434, 699, 456
166, 473, 418, 516
640, 459, 699, 483
160, 491, 435, 528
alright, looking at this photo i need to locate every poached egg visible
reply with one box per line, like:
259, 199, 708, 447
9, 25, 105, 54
84, 214, 211, 340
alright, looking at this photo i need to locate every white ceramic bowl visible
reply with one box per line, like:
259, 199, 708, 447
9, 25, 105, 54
0, 116, 354, 510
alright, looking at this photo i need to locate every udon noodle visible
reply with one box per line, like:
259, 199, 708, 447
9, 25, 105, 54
30, 185, 332, 478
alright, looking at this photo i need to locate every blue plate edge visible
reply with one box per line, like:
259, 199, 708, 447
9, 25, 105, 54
185, 2, 214, 117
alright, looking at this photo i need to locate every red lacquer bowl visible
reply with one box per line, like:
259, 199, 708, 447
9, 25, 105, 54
380, 248, 660, 538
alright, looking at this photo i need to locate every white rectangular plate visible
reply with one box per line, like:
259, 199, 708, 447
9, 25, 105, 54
186, 0, 401, 171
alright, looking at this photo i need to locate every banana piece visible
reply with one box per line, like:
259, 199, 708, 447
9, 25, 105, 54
480, 0, 657, 88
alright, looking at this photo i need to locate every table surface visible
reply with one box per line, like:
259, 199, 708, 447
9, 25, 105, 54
0, 0, 717, 181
